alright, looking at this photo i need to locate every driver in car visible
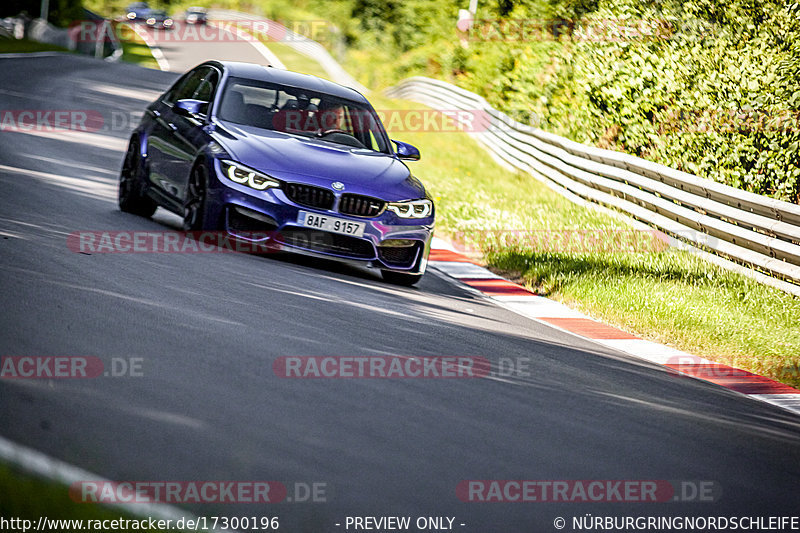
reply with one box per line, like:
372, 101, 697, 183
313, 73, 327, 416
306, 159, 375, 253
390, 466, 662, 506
318, 102, 347, 133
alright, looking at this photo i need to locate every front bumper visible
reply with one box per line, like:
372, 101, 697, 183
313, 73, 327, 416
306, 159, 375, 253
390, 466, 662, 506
207, 160, 434, 275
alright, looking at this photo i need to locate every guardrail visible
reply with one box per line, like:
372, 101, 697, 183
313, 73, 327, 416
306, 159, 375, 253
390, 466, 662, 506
11, 13, 122, 61
386, 76, 800, 296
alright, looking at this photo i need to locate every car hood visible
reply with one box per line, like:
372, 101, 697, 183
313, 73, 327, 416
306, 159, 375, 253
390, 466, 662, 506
213, 121, 426, 201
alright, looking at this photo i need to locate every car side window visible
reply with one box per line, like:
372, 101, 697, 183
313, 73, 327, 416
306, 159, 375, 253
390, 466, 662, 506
165, 67, 209, 106
176, 69, 208, 101
193, 70, 219, 114
367, 131, 380, 151
161, 73, 189, 106
192, 70, 219, 115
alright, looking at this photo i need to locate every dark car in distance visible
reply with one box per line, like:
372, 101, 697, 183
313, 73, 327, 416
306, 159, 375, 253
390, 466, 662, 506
125, 2, 151, 21
119, 61, 434, 285
145, 10, 173, 29
184, 7, 208, 25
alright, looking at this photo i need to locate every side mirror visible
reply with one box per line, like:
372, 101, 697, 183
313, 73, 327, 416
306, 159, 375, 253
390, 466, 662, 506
175, 98, 207, 117
393, 140, 421, 161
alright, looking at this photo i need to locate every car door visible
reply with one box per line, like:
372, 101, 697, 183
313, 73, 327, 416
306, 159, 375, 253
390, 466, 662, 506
171, 67, 220, 203
146, 66, 218, 208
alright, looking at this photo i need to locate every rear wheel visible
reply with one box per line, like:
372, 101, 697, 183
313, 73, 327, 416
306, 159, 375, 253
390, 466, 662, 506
381, 270, 422, 286
118, 139, 157, 217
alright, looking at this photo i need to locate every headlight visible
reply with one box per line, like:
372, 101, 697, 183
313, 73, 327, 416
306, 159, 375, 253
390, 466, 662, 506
127, 12, 136, 19
221, 160, 280, 191
164, 19, 173, 26
146, 17, 155, 24
386, 199, 433, 219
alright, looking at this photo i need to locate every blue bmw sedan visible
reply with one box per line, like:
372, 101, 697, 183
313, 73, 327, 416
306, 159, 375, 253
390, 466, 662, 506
119, 61, 434, 285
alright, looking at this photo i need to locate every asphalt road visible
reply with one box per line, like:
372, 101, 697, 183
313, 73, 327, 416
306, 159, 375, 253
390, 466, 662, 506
1, 55, 800, 532
137, 19, 274, 73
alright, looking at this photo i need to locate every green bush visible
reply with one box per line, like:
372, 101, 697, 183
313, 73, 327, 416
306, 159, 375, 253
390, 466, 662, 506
1, 0, 84, 27
307, 0, 800, 203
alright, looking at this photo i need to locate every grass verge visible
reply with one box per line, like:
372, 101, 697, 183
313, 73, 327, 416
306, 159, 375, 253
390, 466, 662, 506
0, 31, 156, 70
0, 37, 71, 54
0, 463, 181, 532
369, 93, 800, 389
225, 21, 331, 79
265, 41, 329, 79
112, 22, 159, 69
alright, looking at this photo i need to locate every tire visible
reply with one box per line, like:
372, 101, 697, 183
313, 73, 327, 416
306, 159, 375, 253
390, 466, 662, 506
118, 138, 157, 218
381, 270, 423, 286
183, 164, 215, 231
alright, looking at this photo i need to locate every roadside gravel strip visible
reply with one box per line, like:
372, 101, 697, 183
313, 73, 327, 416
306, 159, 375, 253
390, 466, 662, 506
429, 237, 800, 416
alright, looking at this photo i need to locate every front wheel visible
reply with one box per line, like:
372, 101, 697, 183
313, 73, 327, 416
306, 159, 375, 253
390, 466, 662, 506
118, 139, 157, 217
183, 165, 216, 231
381, 270, 422, 286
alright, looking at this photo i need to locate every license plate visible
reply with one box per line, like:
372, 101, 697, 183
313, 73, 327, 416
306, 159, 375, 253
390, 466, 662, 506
297, 211, 366, 237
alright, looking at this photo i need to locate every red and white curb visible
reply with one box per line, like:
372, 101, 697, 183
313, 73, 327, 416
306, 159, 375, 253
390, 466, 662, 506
428, 237, 800, 416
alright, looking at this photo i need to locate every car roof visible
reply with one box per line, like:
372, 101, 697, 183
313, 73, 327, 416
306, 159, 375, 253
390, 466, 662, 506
215, 61, 367, 103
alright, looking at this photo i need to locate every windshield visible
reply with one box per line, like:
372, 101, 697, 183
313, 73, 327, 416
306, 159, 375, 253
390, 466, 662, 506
217, 77, 390, 153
